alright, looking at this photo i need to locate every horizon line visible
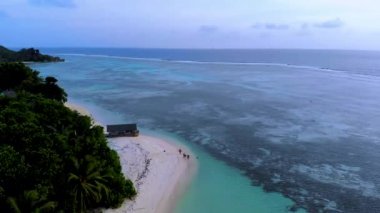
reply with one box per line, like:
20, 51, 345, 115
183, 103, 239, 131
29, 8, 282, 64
6, 46, 380, 52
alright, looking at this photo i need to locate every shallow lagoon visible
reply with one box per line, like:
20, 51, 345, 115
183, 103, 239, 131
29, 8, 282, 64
66, 100, 302, 213
32, 50, 380, 212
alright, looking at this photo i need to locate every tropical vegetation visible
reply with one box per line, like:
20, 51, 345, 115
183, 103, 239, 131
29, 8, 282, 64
0, 62, 136, 212
0, 46, 64, 62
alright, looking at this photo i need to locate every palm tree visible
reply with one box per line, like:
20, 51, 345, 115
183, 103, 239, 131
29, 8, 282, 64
7, 190, 57, 213
67, 155, 111, 213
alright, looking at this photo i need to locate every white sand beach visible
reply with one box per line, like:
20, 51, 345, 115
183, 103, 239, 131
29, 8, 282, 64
66, 103, 197, 213
65, 103, 104, 126
106, 135, 197, 213
65, 103, 91, 117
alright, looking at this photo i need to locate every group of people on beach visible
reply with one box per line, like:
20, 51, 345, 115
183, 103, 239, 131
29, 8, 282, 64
178, 149, 190, 159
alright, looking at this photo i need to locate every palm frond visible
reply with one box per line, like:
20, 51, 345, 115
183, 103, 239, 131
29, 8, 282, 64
7, 197, 21, 213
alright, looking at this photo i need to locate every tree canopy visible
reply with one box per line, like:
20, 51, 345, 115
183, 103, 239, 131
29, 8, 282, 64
0, 63, 67, 102
0, 46, 64, 63
0, 62, 136, 212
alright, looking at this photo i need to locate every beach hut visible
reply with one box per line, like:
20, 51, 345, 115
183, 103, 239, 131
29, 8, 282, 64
106, 124, 139, 137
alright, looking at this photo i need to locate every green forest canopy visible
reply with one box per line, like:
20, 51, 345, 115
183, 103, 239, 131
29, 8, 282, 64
0, 63, 136, 212
0, 46, 64, 62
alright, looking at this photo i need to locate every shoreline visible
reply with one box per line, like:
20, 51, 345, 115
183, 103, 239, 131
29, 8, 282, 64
65, 102, 198, 213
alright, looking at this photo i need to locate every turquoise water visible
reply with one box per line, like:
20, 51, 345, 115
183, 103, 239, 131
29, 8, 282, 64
70, 100, 303, 212
146, 131, 304, 213
170, 135, 302, 213
31, 49, 380, 212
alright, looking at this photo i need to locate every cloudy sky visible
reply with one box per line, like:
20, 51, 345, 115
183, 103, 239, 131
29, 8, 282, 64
0, 0, 379, 49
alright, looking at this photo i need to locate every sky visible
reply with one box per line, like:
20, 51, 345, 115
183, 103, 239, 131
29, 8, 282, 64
0, 0, 380, 49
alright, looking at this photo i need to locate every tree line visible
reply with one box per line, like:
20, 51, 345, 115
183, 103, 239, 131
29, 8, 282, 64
0, 46, 64, 62
0, 63, 136, 212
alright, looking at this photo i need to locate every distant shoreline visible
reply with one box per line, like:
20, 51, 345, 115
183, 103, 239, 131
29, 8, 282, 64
66, 102, 198, 213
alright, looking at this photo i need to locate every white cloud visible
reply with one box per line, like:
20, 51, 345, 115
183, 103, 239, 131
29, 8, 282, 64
253, 23, 289, 30
0, 0, 380, 49
314, 18, 344, 29
199, 25, 219, 33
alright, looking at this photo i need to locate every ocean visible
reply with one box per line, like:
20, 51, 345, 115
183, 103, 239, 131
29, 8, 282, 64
31, 48, 380, 212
